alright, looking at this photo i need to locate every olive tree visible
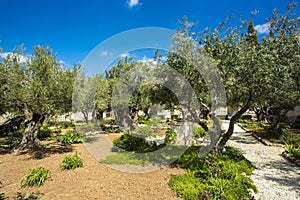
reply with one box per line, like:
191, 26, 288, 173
0, 45, 77, 148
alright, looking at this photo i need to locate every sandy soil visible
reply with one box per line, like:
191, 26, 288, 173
0, 141, 183, 200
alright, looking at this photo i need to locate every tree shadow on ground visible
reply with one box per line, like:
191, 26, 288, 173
0, 147, 14, 155
16, 142, 73, 159
84, 136, 102, 144
256, 160, 300, 193
231, 134, 258, 145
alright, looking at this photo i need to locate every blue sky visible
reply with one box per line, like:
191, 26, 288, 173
0, 0, 298, 67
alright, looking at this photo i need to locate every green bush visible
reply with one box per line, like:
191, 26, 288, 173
135, 125, 155, 138
37, 127, 52, 140
164, 128, 177, 144
61, 152, 83, 170
0, 193, 5, 200
113, 133, 149, 152
55, 132, 84, 144
170, 146, 257, 200
192, 126, 207, 138
20, 167, 50, 188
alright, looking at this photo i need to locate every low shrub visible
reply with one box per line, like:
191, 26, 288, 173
0, 193, 5, 200
61, 152, 83, 170
164, 128, 177, 144
20, 167, 50, 188
55, 132, 84, 144
192, 126, 207, 138
135, 125, 155, 138
113, 133, 149, 152
170, 146, 257, 200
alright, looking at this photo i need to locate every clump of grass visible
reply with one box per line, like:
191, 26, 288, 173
61, 152, 83, 170
285, 144, 300, 159
20, 167, 50, 188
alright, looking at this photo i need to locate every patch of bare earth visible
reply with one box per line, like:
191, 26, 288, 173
0, 142, 183, 200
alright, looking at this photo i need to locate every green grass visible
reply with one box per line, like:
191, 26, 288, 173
241, 122, 265, 130
101, 152, 150, 165
61, 152, 84, 170
20, 167, 50, 188
169, 146, 257, 200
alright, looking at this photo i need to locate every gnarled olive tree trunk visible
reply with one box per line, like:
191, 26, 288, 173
20, 111, 45, 149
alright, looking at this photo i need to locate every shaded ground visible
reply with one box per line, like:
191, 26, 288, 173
222, 120, 300, 200
0, 140, 183, 200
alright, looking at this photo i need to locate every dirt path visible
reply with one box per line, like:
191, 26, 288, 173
222, 120, 300, 200
0, 140, 183, 200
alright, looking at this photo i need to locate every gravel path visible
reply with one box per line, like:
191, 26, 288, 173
222, 120, 300, 200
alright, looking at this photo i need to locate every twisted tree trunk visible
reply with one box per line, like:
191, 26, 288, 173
20, 111, 45, 149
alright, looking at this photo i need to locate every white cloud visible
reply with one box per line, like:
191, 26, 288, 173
139, 56, 157, 64
120, 53, 129, 58
0, 52, 28, 63
100, 51, 108, 56
128, 0, 140, 8
254, 22, 270, 35
100, 51, 113, 57
160, 56, 167, 62
59, 60, 66, 66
